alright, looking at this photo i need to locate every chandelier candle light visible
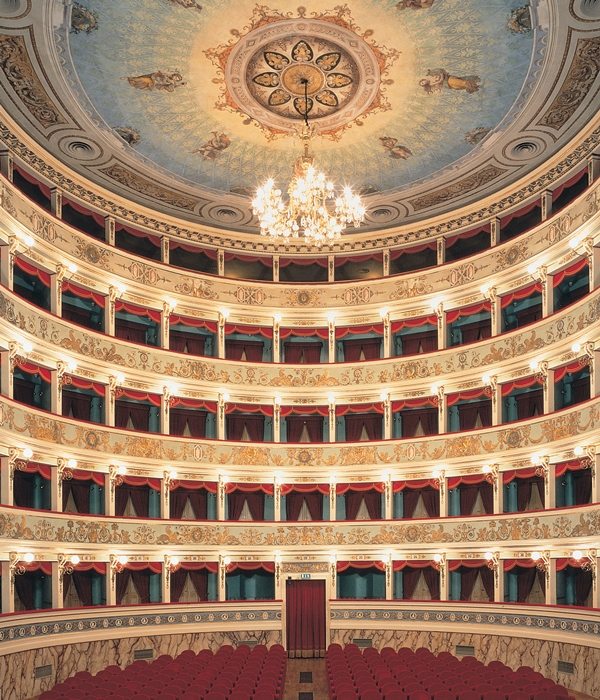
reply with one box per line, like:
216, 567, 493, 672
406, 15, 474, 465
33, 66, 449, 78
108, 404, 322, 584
252, 78, 365, 246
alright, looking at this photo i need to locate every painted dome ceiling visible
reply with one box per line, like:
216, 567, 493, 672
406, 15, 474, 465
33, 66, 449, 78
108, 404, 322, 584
0, 0, 598, 242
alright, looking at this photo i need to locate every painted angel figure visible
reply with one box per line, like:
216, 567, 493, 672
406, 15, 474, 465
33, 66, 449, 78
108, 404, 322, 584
396, 0, 435, 8
169, 0, 203, 9
419, 68, 480, 94
379, 137, 413, 160
193, 132, 231, 160
126, 71, 185, 92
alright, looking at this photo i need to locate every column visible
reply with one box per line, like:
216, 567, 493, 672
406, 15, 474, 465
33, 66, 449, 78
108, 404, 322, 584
438, 472, 447, 517
161, 473, 170, 520
161, 236, 170, 265
328, 255, 335, 283
436, 237, 445, 266
383, 393, 391, 440
592, 555, 600, 609
217, 393, 226, 439
218, 556, 227, 601
328, 397, 336, 442
490, 217, 500, 247
545, 558, 557, 605
329, 482, 336, 521
106, 376, 117, 427
541, 190, 552, 221
487, 377, 501, 426
52, 561, 62, 610
50, 368, 60, 415
161, 386, 170, 435
383, 249, 390, 278
384, 475, 392, 520
327, 316, 335, 363
52, 460, 63, 512
162, 559, 171, 606
385, 558, 392, 600
381, 310, 391, 359
489, 288, 501, 336
1, 560, 13, 613
217, 249, 225, 277
106, 558, 117, 606
0, 148, 13, 180
586, 240, 600, 291
439, 558, 449, 601
0, 455, 12, 506
493, 557, 504, 603
588, 153, 600, 183
591, 452, 600, 504
0, 235, 16, 289
540, 267, 552, 317
435, 302, 446, 351
217, 477, 226, 521
2, 344, 15, 399
106, 286, 117, 337
274, 479, 281, 521
273, 316, 281, 363
436, 386, 446, 434
49, 268, 62, 316
106, 467, 118, 517
161, 302, 171, 350
272, 255, 279, 282
50, 188, 62, 219
273, 399, 281, 443
541, 457, 555, 509
217, 311, 226, 359
105, 216, 115, 246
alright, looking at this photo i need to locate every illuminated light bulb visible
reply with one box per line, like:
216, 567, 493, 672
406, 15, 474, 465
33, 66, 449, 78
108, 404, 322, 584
170, 556, 180, 568
117, 555, 128, 566
484, 552, 493, 561
220, 390, 230, 403
115, 372, 125, 385
114, 282, 127, 296
223, 556, 231, 566
571, 342, 581, 354
21, 340, 33, 354
530, 454, 540, 465
431, 470, 441, 480
66, 262, 78, 274
574, 446, 584, 457
526, 263, 538, 276
531, 551, 541, 561
273, 313, 282, 324
433, 553, 443, 564
65, 358, 77, 373
66, 459, 77, 470
569, 237, 581, 250
116, 464, 126, 476
529, 359, 539, 371
482, 465, 492, 474
482, 374, 491, 385
274, 394, 282, 405
329, 553, 337, 564
23, 552, 35, 563
20, 233, 35, 248
327, 393, 336, 404
380, 390, 389, 402
168, 469, 178, 481
330, 474, 337, 483
479, 283, 490, 295
326, 311, 336, 323
164, 298, 177, 311
430, 383, 439, 395
572, 550, 583, 561
22, 447, 33, 460
70, 555, 80, 566
429, 296, 443, 311
274, 472, 284, 484
379, 307, 389, 319
164, 381, 179, 396
219, 308, 230, 320
220, 474, 229, 484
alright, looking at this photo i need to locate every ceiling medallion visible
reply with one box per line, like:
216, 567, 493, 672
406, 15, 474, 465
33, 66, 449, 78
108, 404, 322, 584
205, 4, 399, 141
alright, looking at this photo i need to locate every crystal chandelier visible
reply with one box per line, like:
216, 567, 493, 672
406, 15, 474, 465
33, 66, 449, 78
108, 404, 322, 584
252, 79, 365, 246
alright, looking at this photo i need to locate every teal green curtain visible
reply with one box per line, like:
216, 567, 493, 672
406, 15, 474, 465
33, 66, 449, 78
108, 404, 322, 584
264, 494, 274, 520
556, 472, 575, 508
91, 573, 105, 605
393, 492, 404, 518
503, 481, 518, 512
33, 473, 50, 510
504, 572, 518, 602
393, 571, 403, 599
336, 495, 346, 520
337, 570, 385, 599
148, 488, 161, 518
207, 492, 217, 519
207, 572, 217, 601
449, 571, 461, 600
226, 571, 274, 600
149, 573, 161, 603
448, 488, 460, 516
89, 484, 104, 514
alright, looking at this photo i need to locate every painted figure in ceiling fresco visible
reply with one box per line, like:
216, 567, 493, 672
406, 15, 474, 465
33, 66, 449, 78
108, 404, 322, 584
396, 0, 436, 8
125, 71, 185, 92
379, 137, 413, 160
419, 68, 480, 94
464, 127, 491, 145
507, 5, 532, 34
168, 0, 203, 9
114, 127, 141, 146
70, 3, 98, 34
193, 131, 231, 160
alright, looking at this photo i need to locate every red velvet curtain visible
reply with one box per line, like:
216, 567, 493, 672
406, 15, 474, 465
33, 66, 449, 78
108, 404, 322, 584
62, 391, 92, 420
459, 320, 491, 344
62, 480, 90, 513
402, 488, 420, 519
115, 485, 149, 517
480, 567, 494, 601
169, 409, 207, 437
344, 414, 382, 441
515, 389, 543, 419
516, 566, 537, 603
284, 342, 323, 363
170, 488, 208, 519
286, 579, 326, 658
15, 573, 35, 610
72, 571, 94, 606
13, 378, 35, 405
458, 400, 492, 429
402, 567, 421, 600
286, 492, 323, 521
480, 482, 493, 514
115, 401, 150, 431
169, 331, 206, 355
225, 339, 264, 362
400, 331, 437, 355
421, 487, 440, 517
227, 492, 264, 520
286, 415, 323, 442
459, 485, 479, 515
131, 570, 151, 603
345, 490, 381, 520
574, 470, 592, 504
115, 570, 131, 605
170, 568, 187, 603
115, 319, 148, 343
459, 566, 480, 601
573, 568, 593, 606
226, 414, 264, 441
189, 569, 209, 600
423, 567, 440, 600
170, 569, 209, 602
400, 409, 438, 437
342, 338, 381, 361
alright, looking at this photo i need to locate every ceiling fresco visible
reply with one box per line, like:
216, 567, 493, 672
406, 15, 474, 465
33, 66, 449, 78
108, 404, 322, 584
66, 0, 533, 197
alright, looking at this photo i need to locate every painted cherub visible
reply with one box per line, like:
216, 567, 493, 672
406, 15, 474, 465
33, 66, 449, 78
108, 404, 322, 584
379, 137, 413, 160
126, 71, 185, 92
168, 0, 203, 9
193, 132, 231, 160
419, 68, 480, 94
396, 0, 435, 8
